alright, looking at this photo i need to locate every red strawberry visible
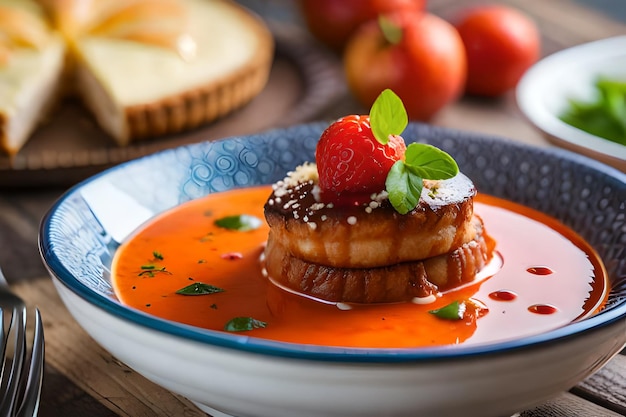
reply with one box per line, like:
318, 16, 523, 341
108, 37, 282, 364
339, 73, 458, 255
315, 114, 406, 203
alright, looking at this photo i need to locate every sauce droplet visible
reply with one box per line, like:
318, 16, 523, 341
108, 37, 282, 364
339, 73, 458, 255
489, 290, 517, 301
528, 304, 558, 315
527, 266, 554, 275
221, 252, 243, 260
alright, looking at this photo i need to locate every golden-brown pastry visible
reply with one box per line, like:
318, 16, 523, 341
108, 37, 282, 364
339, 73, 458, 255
263, 163, 496, 304
264, 215, 495, 304
265, 168, 478, 268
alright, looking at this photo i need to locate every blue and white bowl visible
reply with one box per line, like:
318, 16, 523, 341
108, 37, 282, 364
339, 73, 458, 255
40, 123, 626, 417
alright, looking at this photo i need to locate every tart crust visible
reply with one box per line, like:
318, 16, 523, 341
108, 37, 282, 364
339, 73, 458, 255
74, 0, 274, 145
123, 44, 272, 142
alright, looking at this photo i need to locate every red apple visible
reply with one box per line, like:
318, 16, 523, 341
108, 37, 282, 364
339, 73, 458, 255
454, 5, 541, 96
344, 11, 467, 121
300, 0, 426, 52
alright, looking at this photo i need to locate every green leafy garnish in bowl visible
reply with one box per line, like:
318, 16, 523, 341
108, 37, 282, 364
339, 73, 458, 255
559, 77, 626, 146
214, 214, 263, 231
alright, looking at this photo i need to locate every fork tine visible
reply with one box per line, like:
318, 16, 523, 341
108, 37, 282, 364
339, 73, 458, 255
0, 308, 5, 380
0, 306, 27, 416
15, 308, 44, 417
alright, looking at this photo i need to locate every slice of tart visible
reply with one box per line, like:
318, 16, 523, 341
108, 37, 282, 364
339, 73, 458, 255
0, 0, 66, 155
65, 0, 274, 145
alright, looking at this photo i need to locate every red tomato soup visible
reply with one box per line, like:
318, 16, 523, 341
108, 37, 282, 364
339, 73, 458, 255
111, 186, 608, 348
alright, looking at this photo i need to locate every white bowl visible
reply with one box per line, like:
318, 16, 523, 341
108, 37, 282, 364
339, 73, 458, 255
40, 123, 626, 417
516, 35, 626, 172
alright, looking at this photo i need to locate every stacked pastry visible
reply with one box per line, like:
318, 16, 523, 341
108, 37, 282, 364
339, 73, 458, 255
263, 164, 496, 304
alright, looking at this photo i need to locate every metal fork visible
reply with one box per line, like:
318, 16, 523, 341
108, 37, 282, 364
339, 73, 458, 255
0, 269, 44, 417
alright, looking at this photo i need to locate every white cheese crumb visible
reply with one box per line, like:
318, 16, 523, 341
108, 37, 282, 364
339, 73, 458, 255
311, 185, 322, 202
283, 162, 319, 187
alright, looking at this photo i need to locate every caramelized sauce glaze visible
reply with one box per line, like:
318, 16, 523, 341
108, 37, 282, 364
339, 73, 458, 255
111, 186, 609, 348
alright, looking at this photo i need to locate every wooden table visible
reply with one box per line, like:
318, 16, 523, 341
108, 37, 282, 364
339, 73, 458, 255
1, 0, 625, 416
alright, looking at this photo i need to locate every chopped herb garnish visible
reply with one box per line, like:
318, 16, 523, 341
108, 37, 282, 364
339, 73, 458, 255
176, 282, 225, 295
429, 300, 466, 320
198, 259, 207, 264
224, 317, 267, 332
138, 264, 171, 277
428, 186, 439, 199
200, 232, 214, 242
210, 303, 218, 310
370, 89, 459, 214
214, 214, 263, 232
152, 251, 164, 260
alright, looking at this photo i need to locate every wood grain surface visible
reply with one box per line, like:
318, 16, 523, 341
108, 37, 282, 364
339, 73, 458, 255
0, 0, 624, 416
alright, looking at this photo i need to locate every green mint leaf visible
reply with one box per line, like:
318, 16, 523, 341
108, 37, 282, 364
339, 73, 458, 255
384, 143, 459, 214
378, 15, 403, 45
429, 300, 466, 320
176, 282, 225, 296
404, 143, 459, 180
214, 214, 262, 231
385, 160, 423, 215
370, 89, 408, 145
224, 317, 267, 332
